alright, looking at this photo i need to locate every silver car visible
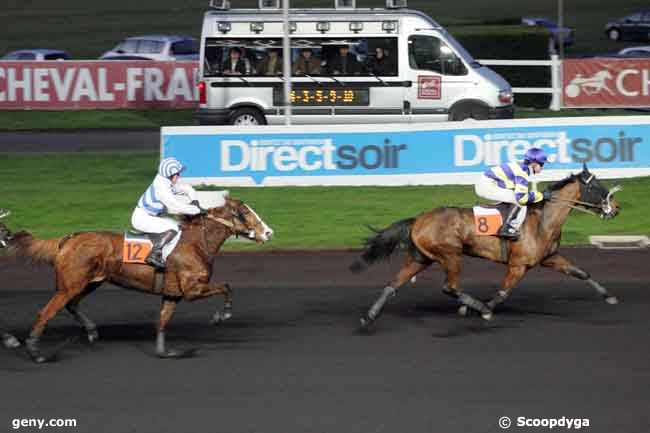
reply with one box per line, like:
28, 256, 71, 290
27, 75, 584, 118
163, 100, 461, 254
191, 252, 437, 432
99, 35, 200, 61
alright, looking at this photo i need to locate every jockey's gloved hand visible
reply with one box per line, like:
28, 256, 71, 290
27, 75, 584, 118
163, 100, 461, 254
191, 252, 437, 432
542, 191, 553, 201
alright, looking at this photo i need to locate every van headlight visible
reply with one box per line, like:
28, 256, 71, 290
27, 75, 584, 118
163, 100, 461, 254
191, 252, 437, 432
498, 89, 513, 105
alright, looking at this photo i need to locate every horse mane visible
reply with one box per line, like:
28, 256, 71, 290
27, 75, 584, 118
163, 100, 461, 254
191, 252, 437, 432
548, 173, 579, 191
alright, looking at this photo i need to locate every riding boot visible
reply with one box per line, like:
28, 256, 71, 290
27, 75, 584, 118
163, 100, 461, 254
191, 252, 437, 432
498, 205, 521, 241
146, 230, 178, 269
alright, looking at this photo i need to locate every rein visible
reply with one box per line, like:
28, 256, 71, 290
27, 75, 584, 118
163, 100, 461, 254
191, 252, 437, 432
548, 197, 602, 217
548, 185, 622, 218
204, 214, 235, 228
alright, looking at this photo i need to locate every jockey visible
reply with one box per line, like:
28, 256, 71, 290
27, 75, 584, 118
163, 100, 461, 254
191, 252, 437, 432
474, 147, 552, 240
131, 157, 203, 268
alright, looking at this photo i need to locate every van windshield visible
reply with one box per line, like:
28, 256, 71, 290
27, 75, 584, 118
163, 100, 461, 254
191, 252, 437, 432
202, 37, 398, 77
438, 31, 481, 69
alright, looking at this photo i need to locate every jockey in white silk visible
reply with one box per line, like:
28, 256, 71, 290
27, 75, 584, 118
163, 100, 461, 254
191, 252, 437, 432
131, 157, 202, 268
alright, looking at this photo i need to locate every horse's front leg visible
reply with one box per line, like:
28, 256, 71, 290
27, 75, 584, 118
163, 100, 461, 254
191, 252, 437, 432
179, 274, 233, 323
541, 254, 618, 304
486, 265, 528, 311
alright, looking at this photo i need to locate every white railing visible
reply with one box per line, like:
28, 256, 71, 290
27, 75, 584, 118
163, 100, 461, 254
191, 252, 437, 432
477, 54, 561, 111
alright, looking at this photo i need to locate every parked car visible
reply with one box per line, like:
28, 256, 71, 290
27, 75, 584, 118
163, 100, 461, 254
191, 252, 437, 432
99, 35, 199, 61
605, 11, 650, 41
99, 55, 156, 61
0, 49, 70, 60
521, 16, 574, 48
617, 45, 650, 57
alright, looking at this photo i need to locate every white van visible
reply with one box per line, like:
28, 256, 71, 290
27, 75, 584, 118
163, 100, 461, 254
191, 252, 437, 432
197, 0, 514, 125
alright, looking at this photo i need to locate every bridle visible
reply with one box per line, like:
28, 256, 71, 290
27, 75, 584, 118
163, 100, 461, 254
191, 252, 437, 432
547, 174, 622, 218
200, 205, 262, 243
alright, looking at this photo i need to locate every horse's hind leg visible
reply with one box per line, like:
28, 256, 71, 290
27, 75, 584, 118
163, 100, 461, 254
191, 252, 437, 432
25, 291, 75, 363
541, 254, 618, 304
360, 255, 429, 329
439, 255, 493, 320
66, 282, 101, 344
26, 272, 88, 363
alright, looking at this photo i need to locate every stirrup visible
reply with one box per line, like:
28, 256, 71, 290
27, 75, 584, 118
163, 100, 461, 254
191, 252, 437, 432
498, 226, 520, 241
146, 250, 165, 269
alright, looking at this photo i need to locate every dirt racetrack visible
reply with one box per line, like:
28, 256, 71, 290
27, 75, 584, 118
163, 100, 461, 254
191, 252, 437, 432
1, 248, 649, 433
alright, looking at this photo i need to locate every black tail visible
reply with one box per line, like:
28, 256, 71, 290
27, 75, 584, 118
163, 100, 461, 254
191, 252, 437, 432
350, 218, 415, 273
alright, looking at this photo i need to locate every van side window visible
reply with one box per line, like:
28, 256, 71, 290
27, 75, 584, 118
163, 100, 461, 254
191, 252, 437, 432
203, 37, 398, 78
408, 35, 467, 76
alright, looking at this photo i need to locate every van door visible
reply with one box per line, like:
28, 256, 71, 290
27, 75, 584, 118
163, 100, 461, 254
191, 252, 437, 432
405, 34, 470, 122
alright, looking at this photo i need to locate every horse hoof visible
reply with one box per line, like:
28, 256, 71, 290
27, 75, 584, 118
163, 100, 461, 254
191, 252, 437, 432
605, 296, 619, 305
211, 311, 233, 324
359, 315, 373, 329
87, 330, 99, 344
2, 335, 21, 349
156, 348, 197, 359
458, 305, 468, 316
481, 311, 494, 321
410, 276, 417, 284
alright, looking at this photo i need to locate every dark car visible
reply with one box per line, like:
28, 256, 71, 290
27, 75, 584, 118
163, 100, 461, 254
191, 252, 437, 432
605, 11, 650, 41
521, 16, 574, 48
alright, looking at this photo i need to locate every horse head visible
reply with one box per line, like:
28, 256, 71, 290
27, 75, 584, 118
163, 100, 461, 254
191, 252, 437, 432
0, 222, 12, 248
215, 195, 274, 243
552, 164, 621, 219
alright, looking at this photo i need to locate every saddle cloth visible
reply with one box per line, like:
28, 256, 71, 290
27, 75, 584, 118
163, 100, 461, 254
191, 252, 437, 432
122, 230, 180, 265
472, 204, 512, 236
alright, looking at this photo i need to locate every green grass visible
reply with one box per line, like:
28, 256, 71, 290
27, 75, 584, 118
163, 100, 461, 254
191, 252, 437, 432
0, 108, 645, 131
0, 152, 645, 249
1, 0, 647, 58
0, 110, 197, 131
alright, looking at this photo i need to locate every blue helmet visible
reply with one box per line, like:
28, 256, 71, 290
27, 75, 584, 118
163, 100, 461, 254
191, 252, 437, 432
524, 147, 548, 166
158, 157, 184, 178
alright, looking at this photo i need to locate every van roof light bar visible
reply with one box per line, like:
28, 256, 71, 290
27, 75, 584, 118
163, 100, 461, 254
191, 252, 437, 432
209, 0, 231, 10
386, 0, 407, 9
259, 0, 280, 9
335, 0, 356, 9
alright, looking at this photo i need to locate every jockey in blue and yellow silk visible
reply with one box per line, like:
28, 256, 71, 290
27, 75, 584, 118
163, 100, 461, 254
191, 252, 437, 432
474, 148, 552, 240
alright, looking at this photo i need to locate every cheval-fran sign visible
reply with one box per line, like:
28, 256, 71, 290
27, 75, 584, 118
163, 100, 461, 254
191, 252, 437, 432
161, 116, 650, 186
0, 61, 198, 109
563, 58, 650, 108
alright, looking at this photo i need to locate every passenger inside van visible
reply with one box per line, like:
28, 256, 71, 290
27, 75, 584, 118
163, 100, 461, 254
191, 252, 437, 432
292, 48, 321, 75
367, 47, 396, 76
203, 46, 222, 76
326, 45, 360, 75
257, 48, 283, 76
222, 47, 247, 76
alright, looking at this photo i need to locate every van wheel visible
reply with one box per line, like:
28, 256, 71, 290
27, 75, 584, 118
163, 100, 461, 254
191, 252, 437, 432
229, 108, 266, 126
607, 28, 620, 41
449, 103, 489, 121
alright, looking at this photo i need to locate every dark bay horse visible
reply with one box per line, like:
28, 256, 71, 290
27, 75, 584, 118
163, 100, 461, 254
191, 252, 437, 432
353, 165, 622, 328
0, 195, 273, 362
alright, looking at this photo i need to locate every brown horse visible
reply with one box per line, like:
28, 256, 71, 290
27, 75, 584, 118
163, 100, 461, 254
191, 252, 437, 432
353, 164, 622, 328
0, 194, 273, 362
